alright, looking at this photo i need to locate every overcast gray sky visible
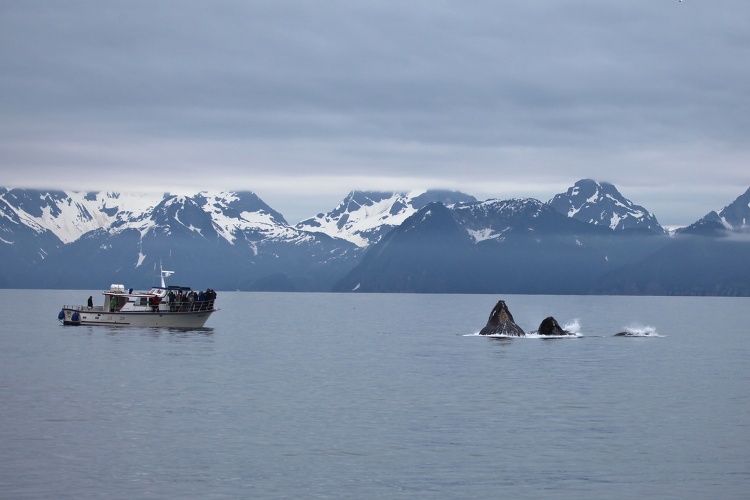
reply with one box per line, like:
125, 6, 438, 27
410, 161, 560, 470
1, 1, 748, 225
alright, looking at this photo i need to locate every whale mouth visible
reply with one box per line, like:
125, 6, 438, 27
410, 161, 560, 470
479, 299, 525, 336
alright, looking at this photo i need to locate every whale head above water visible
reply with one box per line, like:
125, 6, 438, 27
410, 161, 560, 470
537, 316, 573, 336
479, 300, 525, 336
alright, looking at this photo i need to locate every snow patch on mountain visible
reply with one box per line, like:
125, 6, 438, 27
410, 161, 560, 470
0, 189, 312, 248
467, 228, 504, 242
0, 190, 163, 243
716, 186, 750, 232
297, 190, 479, 247
453, 198, 552, 242
195, 191, 317, 244
295, 190, 424, 247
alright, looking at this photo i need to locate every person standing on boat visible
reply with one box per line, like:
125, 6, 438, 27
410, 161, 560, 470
150, 295, 160, 312
88, 296, 93, 309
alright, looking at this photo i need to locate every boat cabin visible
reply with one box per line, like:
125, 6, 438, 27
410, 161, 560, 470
102, 284, 202, 313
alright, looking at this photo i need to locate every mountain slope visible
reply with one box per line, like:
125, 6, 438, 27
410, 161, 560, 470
678, 186, 750, 236
2, 184, 748, 295
296, 189, 476, 247
0, 192, 62, 286
718, 186, 750, 232
333, 202, 478, 292
335, 193, 672, 294
0, 189, 359, 291
548, 179, 666, 235
598, 186, 750, 295
0, 188, 163, 243
596, 235, 750, 296
453, 197, 611, 242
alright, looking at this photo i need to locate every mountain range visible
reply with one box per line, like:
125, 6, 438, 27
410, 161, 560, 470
1, 180, 749, 295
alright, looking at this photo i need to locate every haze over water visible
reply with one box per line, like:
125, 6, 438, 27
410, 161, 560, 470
2, 291, 748, 498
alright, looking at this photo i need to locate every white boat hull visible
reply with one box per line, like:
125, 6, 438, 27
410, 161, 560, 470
60, 307, 214, 328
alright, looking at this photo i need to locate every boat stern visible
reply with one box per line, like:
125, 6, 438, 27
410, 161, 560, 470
59, 308, 82, 325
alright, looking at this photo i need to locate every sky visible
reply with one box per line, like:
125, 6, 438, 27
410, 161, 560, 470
1, 1, 748, 226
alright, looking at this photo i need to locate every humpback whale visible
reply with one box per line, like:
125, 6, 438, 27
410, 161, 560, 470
479, 300, 525, 336
536, 316, 574, 336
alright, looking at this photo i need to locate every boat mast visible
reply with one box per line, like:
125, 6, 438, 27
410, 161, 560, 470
160, 261, 174, 288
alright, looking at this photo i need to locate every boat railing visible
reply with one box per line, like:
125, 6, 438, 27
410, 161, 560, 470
64, 305, 105, 312
64, 301, 216, 314
166, 299, 216, 312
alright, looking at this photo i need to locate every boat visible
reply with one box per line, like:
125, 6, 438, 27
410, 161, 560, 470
58, 266, 218, 328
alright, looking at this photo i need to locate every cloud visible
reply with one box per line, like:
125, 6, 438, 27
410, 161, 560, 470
1, 0, 748, 225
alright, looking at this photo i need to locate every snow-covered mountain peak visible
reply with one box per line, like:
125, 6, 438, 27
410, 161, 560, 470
296, 189, 476, 247
715, 186, 750, 232
548, 179, 666, 234
296, 191, 416, 247
0, 189, 303, 246
681, 186, 750, 235
0, 189, 163, 243
142, 191, 300, 245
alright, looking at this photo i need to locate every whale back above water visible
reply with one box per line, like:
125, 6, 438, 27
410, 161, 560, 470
479, 300, 525, 336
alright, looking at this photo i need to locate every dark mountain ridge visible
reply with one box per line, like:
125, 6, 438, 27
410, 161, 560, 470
336, 197, 670, 294
1, 182, 748, 295
597, 186, 750, 296
333, 202, 479, 293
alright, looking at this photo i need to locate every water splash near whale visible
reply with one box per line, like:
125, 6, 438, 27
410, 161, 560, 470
562, 319, 581, 334
615, 324, 662, 337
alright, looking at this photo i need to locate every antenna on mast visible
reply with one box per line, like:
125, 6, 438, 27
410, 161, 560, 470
159, 260, 174, 288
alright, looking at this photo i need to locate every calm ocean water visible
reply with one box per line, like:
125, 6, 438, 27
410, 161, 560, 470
1, 290, 748, 499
